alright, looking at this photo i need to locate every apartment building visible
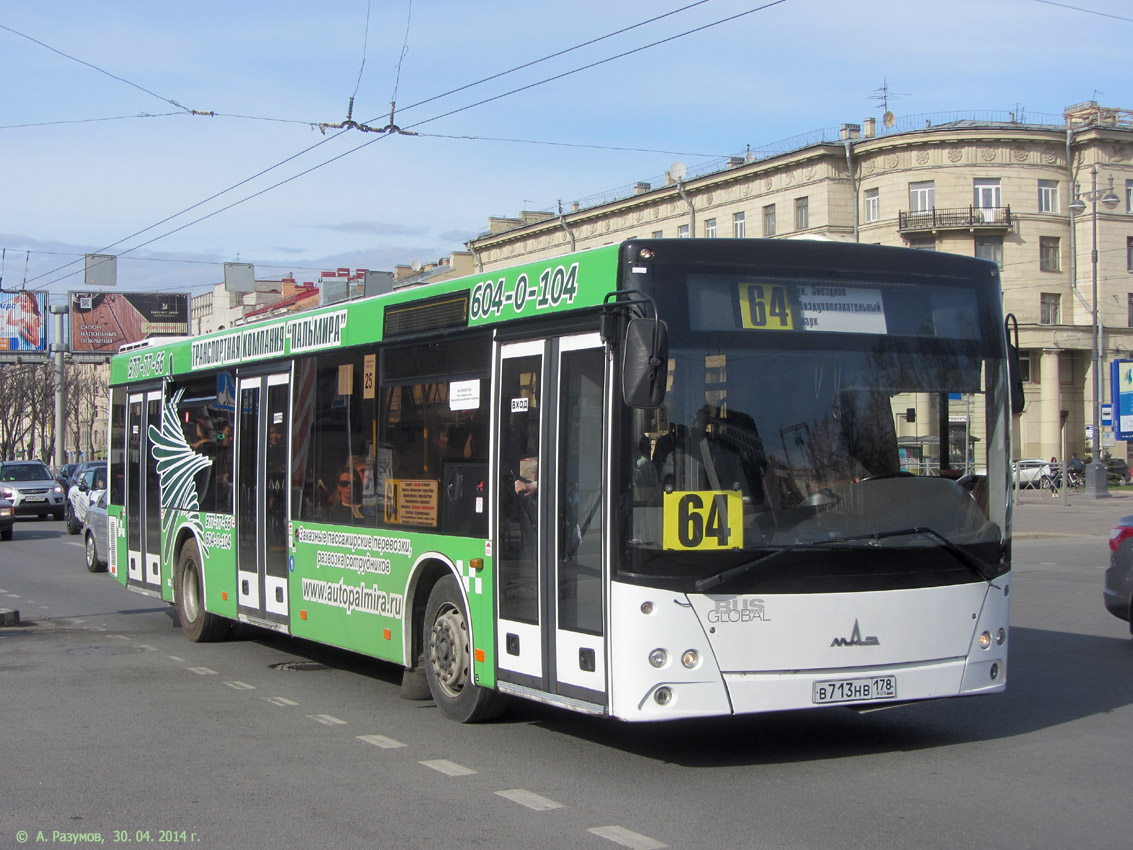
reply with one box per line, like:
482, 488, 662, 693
467, 103, 1133, 464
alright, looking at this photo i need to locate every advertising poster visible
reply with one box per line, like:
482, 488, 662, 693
1111, 360, 1133, 442
0, 291, 49, 351
70, 291, 190, 352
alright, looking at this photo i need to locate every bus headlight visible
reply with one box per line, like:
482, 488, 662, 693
996, 628, 1007, 645
681, 650, 700, 669
978, 631, 992, 649
648, 648, 668, 668
653, 686, 673, 705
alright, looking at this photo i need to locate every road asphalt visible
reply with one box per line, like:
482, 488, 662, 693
1012, 486, 1132, 538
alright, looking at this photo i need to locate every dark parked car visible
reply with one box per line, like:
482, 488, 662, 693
1105, 515, 1133, 635
55, 463, 78, 489
0, 497, 13, 540
82, 489, 110, 572
1106, 458, 1129, 487
0, 460, 66, 520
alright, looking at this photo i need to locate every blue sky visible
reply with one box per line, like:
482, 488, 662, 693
1, 0, 1130, 297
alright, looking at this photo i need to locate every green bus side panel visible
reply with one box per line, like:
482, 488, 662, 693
288, 521, 496, 687
194, 513, 239, 618
108, 504, 127, 587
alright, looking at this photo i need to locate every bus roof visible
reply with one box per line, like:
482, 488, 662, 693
109, 243, 622, 385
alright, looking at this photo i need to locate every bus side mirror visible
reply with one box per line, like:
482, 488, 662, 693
622, 317, 668, 408
1007, 344, 1025, 416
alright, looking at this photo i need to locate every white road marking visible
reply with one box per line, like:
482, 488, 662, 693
358, 734, 407, 749
187, 666, 217, 675
588, 826, 668, 850
264, 696, 299, 706
168, 655, 185, 662
420, 759, 477, 776
223, 681, 255, 690
134, 644, 157, 651
308, 714, 347, 725
495, 789, 563, 811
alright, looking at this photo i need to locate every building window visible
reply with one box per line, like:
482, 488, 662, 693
974, 177, 1001, 209
1040, 236, 1061, 271
763, 204, 776, 237
908, 236, 935, 250
1128, 293, 1133, 327
732, 211, 745, 238
651, 230, 663, 239
975, 235, 1003, 268
1018, 351, 1032, 384
1127, 236, 1133, 271
1126, 179, 1133, 213
1038, 179, 1059, 213
1040, 292, 1061, 325
678, 224, 689, 238
864, 188, 879, 223
909, 181, 935, 212
794, 197, 809, 230
704, 218, 716, 238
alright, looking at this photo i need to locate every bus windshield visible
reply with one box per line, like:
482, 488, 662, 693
618, 272, 1010, 594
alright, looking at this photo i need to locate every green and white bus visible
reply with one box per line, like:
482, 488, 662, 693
106, 239, 1013, 722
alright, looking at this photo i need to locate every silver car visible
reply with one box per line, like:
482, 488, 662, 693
83, 489, 110, 572
0, 460, 66, 520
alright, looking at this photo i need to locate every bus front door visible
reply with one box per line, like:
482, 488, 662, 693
495, 333, 608, 710
125, 389, 163, 594
235, 372, 292, 629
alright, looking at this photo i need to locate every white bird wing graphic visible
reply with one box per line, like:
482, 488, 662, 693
148, 388, 213, 563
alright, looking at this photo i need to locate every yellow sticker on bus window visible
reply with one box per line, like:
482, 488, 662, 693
662, 491, 743, 550
738, 283, 793, 330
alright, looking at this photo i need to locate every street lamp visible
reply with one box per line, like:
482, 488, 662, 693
1068, 164, 1120, 498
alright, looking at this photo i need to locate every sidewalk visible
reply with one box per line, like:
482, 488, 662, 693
1012, 487, 1132, 538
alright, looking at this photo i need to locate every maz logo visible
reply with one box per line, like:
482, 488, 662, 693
830, 619, 880, 647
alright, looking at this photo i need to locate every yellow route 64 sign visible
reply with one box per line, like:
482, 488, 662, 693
662, 491, 743, 550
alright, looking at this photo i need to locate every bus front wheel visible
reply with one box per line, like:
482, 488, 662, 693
423, 575, 507, 723
175, 540, 228, 642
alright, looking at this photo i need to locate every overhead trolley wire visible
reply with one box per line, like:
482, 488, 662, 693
26, 0, 789, 289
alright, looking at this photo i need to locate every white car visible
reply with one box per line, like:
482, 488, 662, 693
1012, 458, 1052, 489
66, 463, 108, 535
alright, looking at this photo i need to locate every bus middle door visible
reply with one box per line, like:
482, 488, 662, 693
235, 372, 291, 630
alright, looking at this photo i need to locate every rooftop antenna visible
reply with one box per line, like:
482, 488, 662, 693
870, 79, 908, 128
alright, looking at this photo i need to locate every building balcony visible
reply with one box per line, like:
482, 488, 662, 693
898, 206, 1012, 233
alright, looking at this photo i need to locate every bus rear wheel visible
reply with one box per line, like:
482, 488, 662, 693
176, 540, 228, 642
423, 575, 507, 723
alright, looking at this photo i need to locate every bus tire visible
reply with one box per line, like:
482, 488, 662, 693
175, 540, 228, 642
423, 575, 507, 723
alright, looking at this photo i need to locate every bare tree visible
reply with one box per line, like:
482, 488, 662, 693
65, 363, 109, 458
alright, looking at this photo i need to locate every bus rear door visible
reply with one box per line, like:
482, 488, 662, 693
125, 389, 163, 594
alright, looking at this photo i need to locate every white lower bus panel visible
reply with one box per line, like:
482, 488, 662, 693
607, 578, 1009, 721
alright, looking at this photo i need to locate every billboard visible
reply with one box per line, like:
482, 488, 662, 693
1112, 359, 1133, 442
0, 291, 49, 351
70, 291, 190, 352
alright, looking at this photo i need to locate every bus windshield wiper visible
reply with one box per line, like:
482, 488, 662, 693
694, 526, 1000, 593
